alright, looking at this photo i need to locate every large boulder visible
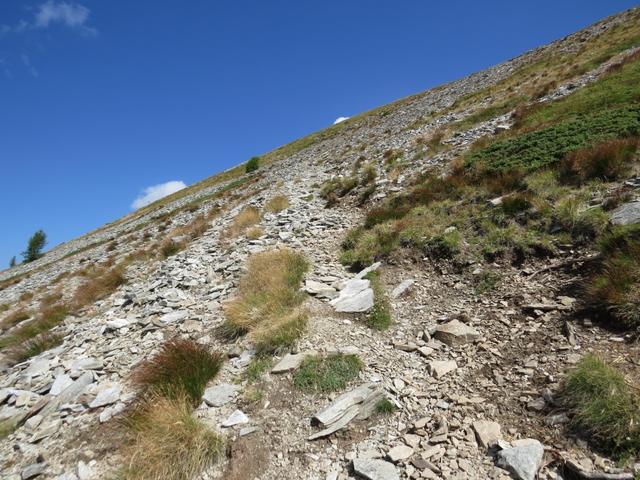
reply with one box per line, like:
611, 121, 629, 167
609, 201, 640, 226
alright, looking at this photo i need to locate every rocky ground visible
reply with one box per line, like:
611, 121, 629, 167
1, 7, 640, 480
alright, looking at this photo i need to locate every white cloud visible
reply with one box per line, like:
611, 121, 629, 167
333, 116, 349, 125
131, 181, 187, 210
35, 1, 90, 28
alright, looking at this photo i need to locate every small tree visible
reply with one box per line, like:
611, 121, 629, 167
245, 156, 260, 173
9, 256, 16, 268
22, 229, 47, 263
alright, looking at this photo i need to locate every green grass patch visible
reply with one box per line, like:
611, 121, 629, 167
365, 271, 392, 330
246, 357, 272, 383
293, 354, 363, 393
374, 397, 396, 415
466, 107, 640, 172
562, 354, 640, 457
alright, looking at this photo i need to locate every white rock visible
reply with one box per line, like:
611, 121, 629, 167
496, 438, 544, 480
50, 374, 73, 396
222, 409, 249, 427
473, 420, 502, 449
387, 444, 414, 462
202, 384, 238, 407
89, 384, 121, 408
428, 360, 458, 379
352, 458, 399, 480
391, 279, 414, 298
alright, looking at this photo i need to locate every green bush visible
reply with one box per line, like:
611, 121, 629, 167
245, 156, 260, 173
22, 229, 47, 263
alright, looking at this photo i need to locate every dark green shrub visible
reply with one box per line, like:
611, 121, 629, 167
245, 156, 260, 173
22, 229, 47, 263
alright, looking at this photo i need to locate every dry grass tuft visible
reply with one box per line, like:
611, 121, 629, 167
131, 339, 223, 405
246, 226, 264, 240
224, 206, 261, 238
559, 137, 638, 184
121, 395, 223, 480
0, 303, 69, 351
6, 332, 63, 364
223, 248, 308, 353
0, 309, 31, 329
72, 266, 126, 309
265, 195, 290, 213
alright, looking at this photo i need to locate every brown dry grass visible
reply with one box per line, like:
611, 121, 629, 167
223, 248, 308, 353
0, 309, 31, 329
72, 267, 126, 309
559, 137, 639, 183
246, 227, 264, 240
120, 395, 223, 480
265, 195, 290, 213
224, 206, 261, 238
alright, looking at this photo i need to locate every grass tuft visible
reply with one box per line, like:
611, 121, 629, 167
265, 195, 290, 213
562, 354, 640, 457
374, 398, 396, 415
225, 206, 261, 238
121, 395, 223, 480
72, 266, 126, 309
223, 248, 309, 353
6, 332, 63, 364
365, 271, 392, 330
0, 309, 31, 329
131, 339, 224, 405
293, 354, 363, 393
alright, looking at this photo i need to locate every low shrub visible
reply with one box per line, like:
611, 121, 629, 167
222, 249, 308, 353
72, 266, 126, 309
131, 339, 223, 405
562, 354, 640, 457
558, 137, 638, 183
245, 156, 260, 173
374, 398, 396, 415
293, 354, 363, 393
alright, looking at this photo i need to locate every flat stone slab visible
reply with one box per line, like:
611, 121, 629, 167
330, 280, 374, 313
391, 279, 414, 298
89, 384, 121, 409
159, 310, 189, 324
355, 262, 382, 279
428, 360, 458, 379
202, 384, 238, 407
271, 353, 306, 373
473, 420, 502, 449
352, 458, 399, 480
304, 280, 336, 296
387, 444, 414, 462
50, 375, 73, 396
222, 409, 249, 427
434, 319, 479, 347
610, 201, 640, 225
496, 438, 544, 480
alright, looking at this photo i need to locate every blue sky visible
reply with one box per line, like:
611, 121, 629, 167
0, 0, 638, 266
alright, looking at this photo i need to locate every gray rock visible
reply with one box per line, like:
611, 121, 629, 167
22, 463, 46, 479
354, 262, 382, 280
434, 319, 479, 347
202, 384, 238, 407
30, 418, 61, 442
472, 420, 502, 449
304, 280, 336, 296
24, 359, 51, 378
221, 409, 249, 427
40, 371, 93, 417
71, 357, 103, 371
159, 310, 189, 324
387, 444, 414, 462
610, 201, 640, 225
496, 438, 544, 480
391, 279, 414, 298
50, 374, 73, 396
89, 384, 121, 408
352, 458, 399, 480
428, 360, 458, 379
330, 279, 374, 313
272, 353, 306, 373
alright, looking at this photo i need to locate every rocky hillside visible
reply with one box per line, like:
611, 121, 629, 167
1, 7, 640, 480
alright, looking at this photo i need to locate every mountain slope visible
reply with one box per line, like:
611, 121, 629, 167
1, 7, 640, 480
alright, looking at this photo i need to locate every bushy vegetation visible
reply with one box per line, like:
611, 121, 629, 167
562, 354, 640, 457
0, 309, 31, 329
131, 339, 223, 405
222, 248, 309, 353
466, 107, 639, 172
293, 354, 363, 393
72, 266, 126, 309
588, 225, 640, 328
245, 156, 260, 173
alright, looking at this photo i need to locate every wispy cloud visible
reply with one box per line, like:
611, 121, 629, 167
35, 1, 90, 28
132, 181, 187, 210
1, 1, 96, 35
20, 53, 38, 77
333, 116, 349, 125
